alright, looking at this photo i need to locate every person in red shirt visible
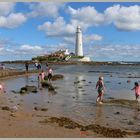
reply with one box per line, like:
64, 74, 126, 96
131, 82, 140, 101
96, 76, 105, 104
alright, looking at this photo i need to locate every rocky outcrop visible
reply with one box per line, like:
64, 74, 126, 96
20, 85, 37, 94
51, 74, 64, 81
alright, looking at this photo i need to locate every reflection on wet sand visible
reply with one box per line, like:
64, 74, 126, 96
94, 106, 103, 125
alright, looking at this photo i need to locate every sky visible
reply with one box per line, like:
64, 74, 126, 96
0, 2, 140, 62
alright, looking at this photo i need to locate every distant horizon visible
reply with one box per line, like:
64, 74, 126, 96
0, 2, 140, 61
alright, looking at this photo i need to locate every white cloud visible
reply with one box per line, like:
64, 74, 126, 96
20, 44, 43, 52
28, 2, 63, 18
84, 34, 103, 42
38, 16, 75, 36
68, 6, 105, 27
89, 44, 140, 61
0, 13, 27, 28
0, 2, 15, 16
104, 5, 140, 31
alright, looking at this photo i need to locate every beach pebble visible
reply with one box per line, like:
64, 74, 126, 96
41, 108, 48, 111
64, 124, 76, 129
80, 127, 86, 131
34, 107, 48, 111
128, 120, 134, 125
115, 112, 120, 115
74, 81, 80, 84
118, 82, 121, 84
10, 113, 16, 117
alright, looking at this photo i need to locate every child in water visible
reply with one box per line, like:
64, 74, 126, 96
47, 67, 53, 82
38, 70, 45, 89
96, 76, 105, 104
131, 82, 140, 101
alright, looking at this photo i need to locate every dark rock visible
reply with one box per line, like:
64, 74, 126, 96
84, 85, 89, 86
41, 82, 55, 91
118, 82, 121, 84
64, 124, 76, 129
1, 106, 10, 111
88, 81, 92, 83
48, 85, 55, 91
41, 108, 48, 111
51, 74, 64, 81
137, 108, 140, 111
74, 81, 80, 84
81, 90, 85, 92
20, 85, 37, 94
80, 127, 86, 131
128, 120, 134, 125
11, 90, 19, 94
34, 107, 48, 111
34, 107, 40, 111
108, 97, 115, 100
81, 79, 86, 82
10, 101, 14, 103
78, 87, 83, 89
115, 112, 120, 115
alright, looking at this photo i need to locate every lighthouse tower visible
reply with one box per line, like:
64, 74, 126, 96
75, 26, 83, 56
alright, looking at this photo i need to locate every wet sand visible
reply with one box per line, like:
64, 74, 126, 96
0, 65, 140, 137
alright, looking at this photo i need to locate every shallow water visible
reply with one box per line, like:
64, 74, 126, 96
2, 64, 140, 131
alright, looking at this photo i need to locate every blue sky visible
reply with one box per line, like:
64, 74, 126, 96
0, 2, 140, 62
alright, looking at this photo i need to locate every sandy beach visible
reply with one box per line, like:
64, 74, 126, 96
0, 63, 140, 137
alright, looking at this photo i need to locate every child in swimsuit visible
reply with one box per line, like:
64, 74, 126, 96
131, 82, 140, 101
96, 76, 105, 104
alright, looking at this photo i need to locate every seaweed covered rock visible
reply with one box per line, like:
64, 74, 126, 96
41, 81, 55, 91
51, 74, 64, 81
20, 85, 37, 94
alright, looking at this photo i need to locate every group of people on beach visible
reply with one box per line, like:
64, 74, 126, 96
37, 65, 53, 89
25, 61, 43, 72
95, 76, 140, 104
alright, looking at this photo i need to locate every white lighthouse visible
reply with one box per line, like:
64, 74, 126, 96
75, 26, 83, 56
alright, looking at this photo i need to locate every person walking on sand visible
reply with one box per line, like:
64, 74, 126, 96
47, 67, 53, 82
25, 62, 29, 72
96, 76, 105, 104
131, 82, 140, 101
